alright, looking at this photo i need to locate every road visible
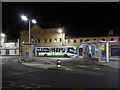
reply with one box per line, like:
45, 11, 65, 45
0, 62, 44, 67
2, 56, 119, 89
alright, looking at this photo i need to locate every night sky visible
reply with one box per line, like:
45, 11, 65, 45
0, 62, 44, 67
2, 2, 119, 41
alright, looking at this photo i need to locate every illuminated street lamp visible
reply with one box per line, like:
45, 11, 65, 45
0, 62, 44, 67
1, 33, 5, 37
58, 29, 63, 46
58, 29, 62, 33
21, 15, 37, 43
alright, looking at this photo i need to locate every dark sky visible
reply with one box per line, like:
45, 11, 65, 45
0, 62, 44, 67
2, 2, 119, 40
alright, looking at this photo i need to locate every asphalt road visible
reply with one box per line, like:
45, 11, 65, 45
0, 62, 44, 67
2, 56, 119, 89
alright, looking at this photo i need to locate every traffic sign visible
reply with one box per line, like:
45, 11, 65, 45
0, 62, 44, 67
25, 46, 29, 52
100, 44, 104, 51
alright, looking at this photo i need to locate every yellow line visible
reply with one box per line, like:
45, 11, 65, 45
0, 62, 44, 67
79, 65, 87, 68
9, 82, 16, 86
21, 85, 26, 87
25, 86, 33, 89
36, 85, 51, 88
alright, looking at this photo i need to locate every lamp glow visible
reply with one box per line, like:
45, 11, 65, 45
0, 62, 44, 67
32, 19, 36, 24
58, 29, 62, 33
21, 15, 28, 21
1, 33, 5, 37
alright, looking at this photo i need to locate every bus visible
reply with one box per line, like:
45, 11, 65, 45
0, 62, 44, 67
35, 46, 79, 57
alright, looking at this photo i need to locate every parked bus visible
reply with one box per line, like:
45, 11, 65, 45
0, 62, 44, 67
35, 46, 79, 57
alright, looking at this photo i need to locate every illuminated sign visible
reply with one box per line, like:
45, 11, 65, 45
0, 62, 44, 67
25, 46, 29, 52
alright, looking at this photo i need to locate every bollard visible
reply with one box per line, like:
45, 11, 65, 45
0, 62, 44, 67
57, 59, 61, 68
18, 58, 22, 63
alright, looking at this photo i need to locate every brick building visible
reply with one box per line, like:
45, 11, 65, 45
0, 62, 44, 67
20, 25, 120, 57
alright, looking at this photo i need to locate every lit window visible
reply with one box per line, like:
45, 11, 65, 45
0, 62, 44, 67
55, 30, 58, 33
68, 40, 70, 43
31, 39, 33, 43
60, 38, 62, 42
49, 39, 52, 42
87, 39, 89, 41
80, 39, 83, 43
45, 39, 47, 43
74, 39, 76, 43
35, 39, 37, 43
38, 39, 40, 43
54, 39, 57, 42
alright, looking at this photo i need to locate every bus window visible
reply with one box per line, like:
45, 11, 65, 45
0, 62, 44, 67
56, 48, 60, 52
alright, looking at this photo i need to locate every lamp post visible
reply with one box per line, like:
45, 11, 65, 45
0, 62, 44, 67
21, 15, 36, 44
58, 29, 63, 46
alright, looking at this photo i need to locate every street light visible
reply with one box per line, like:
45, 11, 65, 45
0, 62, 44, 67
1, 33, 5, 37
58, 29, 62, 33
58, 29, 63, 46
21, 15, 37, 44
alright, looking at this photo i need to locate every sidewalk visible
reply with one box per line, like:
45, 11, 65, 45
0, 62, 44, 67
20, 58, 65, 70
93, 58, 120, 68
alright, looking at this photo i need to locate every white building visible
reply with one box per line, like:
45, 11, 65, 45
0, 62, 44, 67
0, 33, 19, 55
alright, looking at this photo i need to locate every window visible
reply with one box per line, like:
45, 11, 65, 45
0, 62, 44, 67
94, 39, 96, 41
68, 40, 70, 43
80, 39, 83, 43
85, 40, 87, 42
102, 38, 105, 41
31, 39, 33, 43
35, 39, 37, 43
54, 39, 57, 42
14, 49, 16, 54
74, 39, 76, 43
111, 38, 114, 41
87, 39, 89, 41
45, 39, 47, 43
22, 40, 24, 44
38, 39, 40, 43
119, 38, 120, 42
49, 39, 52, 42
60, 38, 62, 42
55, 30, 58, 33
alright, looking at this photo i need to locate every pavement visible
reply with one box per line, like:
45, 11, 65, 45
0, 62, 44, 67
19, 57, 120, 69
2, 56, 119, 89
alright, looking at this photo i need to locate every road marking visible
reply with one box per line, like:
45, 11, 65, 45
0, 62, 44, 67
25, 86, 33, 89
61, 66, 74, 71
9, 82, 16, 86
21, 85, 26, 87
79, 65, 88, 68
36, 85, 51, 88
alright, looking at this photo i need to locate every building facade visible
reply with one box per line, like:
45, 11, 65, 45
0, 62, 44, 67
20, 25, 120, 57
0, 33, 19, 55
